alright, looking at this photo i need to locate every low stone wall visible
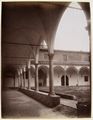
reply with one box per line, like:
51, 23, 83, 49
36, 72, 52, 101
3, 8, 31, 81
57, 93, 77, 100
36, 89, 77, 100
19, 88, 60, 108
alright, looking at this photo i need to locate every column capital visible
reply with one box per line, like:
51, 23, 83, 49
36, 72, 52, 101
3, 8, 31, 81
35, 62, 39, 91
18, 70, 20, 76
48, 53, 54, 60
20, 69, 23, 75
23, 67, 26, 72
27, 60, 31, 69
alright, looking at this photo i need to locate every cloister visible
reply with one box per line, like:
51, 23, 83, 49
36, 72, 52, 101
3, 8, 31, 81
2, 1, 91, 117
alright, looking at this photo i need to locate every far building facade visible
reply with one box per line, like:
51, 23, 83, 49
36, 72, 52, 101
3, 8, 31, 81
38, 49, 90, 87
4, 48, 90, 88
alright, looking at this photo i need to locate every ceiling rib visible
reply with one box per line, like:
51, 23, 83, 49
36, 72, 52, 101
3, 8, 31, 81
3, 42, 48, 47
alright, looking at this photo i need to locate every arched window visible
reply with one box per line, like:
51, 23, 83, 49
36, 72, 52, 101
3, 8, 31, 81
61, 75, 69, 86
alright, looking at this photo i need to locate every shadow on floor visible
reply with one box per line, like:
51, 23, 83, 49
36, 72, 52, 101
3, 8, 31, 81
2, 89, 78, 118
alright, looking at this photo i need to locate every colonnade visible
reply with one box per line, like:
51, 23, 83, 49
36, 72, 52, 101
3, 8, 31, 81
17, 53, 55, 96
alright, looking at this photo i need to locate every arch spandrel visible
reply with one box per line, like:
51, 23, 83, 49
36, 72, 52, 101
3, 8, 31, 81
38, 65, 49, 74
66, 66, 78, 74
79, 66, 89, 75
54, 66, 65, 77
54, 66, 65, 72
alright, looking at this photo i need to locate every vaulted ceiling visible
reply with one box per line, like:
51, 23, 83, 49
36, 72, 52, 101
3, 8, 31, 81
2, 2, 90, 76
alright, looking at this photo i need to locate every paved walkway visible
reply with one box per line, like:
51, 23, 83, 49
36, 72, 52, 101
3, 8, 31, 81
2, 89, 77, 118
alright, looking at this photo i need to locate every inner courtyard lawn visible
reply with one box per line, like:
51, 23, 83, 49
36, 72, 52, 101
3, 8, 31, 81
38, 86, 90, 102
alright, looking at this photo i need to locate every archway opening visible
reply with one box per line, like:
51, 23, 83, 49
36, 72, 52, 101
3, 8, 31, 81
38, 68, 47, 87
54, 66, 65, 86
54, 2, 89, 52
66, 67, 78, 86
79, 67, 90, 86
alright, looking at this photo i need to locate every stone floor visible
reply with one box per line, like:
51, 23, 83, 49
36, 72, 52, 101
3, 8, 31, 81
2, 89, 77, 118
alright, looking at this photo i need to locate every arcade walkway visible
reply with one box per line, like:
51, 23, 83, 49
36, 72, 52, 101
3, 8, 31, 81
2, 89, 77, 118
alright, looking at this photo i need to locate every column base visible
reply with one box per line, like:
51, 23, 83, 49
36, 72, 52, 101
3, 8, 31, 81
48, 92, 55, 96
35, 89, 39, 92
27, 87, 31, 90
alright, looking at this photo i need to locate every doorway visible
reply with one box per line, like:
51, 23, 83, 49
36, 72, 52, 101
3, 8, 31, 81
61, 75, 69, 86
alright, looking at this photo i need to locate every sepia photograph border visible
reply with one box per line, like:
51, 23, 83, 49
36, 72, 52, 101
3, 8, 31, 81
0, 0, 93, 119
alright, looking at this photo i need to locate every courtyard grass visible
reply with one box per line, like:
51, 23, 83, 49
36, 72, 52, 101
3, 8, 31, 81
38, 86, 91, 102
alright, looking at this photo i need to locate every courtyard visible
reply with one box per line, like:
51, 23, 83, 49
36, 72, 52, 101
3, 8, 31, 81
38, 86, 91, 102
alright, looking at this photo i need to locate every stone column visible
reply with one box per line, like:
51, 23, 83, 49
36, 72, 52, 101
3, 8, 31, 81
86, 20, 91, 61
18, 70, 20, 88
23, 67, 26, 88
35, 63, 39, 91
48, 54, 55, 95
14, 75, 16, 88
21, 73, 24, 88
64, 72, 66, 86
28, 68, 31, 89
20, 69, 23, 88
27, 60, 31, 89
18, 75, 20, 87
19, 74, 22, 88
77, 71, 79, 86
20, 74, 22, 88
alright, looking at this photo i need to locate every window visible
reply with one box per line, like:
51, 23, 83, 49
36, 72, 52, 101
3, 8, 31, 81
44, 54, 48, 59
84, 76, 88, 82
63, 55, 67, 61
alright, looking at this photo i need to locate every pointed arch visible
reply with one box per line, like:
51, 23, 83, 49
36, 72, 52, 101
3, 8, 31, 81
54, 2, 89, 52
66, 66, 78, 75
38, 65, 49, 74
38, 65, 48, 87
54, 66, 65, 75
79, 67, 89, 75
